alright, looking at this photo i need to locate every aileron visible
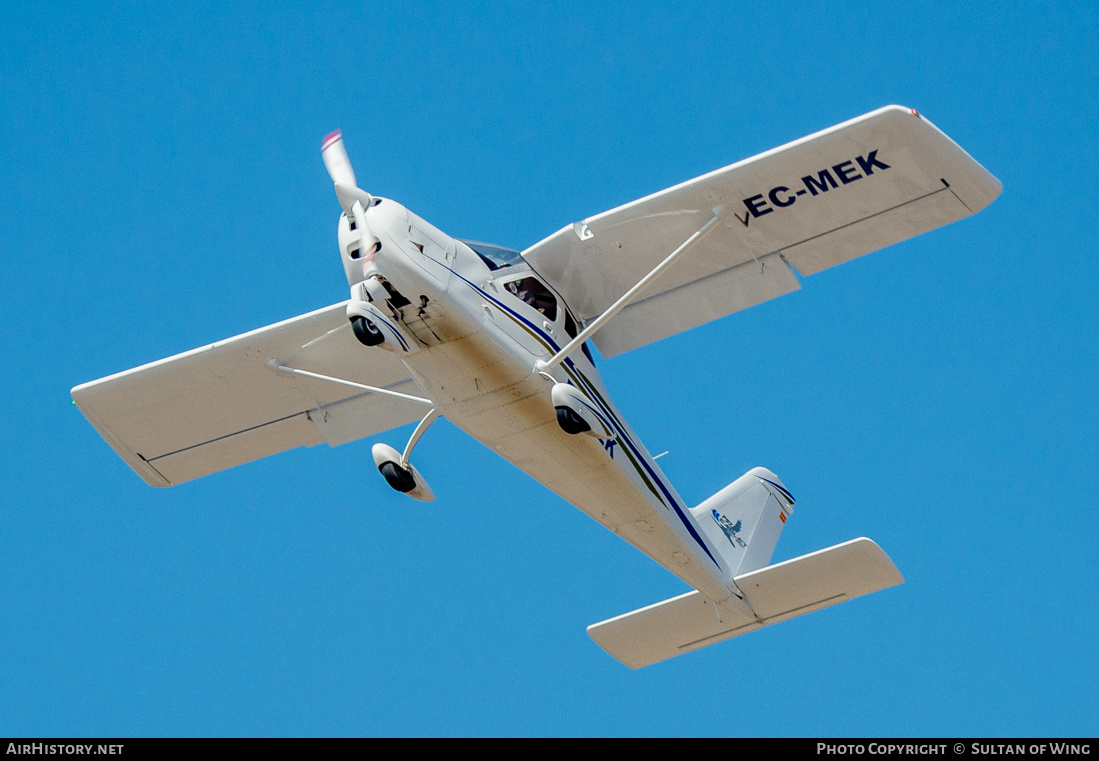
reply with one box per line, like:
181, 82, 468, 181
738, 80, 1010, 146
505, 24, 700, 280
522, 105, 1001, 357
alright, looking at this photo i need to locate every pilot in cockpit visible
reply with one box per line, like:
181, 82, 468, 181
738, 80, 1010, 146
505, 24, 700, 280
506, 280, 542, 312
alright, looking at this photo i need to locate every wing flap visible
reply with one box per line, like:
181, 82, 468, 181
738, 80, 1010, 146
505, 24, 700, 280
72, 302, 426, 486
523, 105, 1001, 357
593, 251, 800, 357
587, 538, 903, 668
306, 378, 427, 447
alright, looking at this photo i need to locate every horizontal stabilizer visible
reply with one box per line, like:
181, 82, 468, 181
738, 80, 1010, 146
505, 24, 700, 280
587, 537, 903, 669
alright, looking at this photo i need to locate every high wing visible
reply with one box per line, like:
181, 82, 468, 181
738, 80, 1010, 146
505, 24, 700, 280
71, 303, 426, 486
522, 105, 1002, 357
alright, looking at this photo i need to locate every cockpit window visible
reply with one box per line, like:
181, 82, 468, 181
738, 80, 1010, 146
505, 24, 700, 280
461, 240, 525, 271
563, 311, 577, 338
504, 277, 557, 321
563, 310, 596, 365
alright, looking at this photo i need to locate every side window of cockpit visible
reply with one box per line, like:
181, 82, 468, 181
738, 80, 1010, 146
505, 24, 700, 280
563, 309, 596, 366
562, 310, 597, 367
503, 277, 557, 321
564, 311, 577, 338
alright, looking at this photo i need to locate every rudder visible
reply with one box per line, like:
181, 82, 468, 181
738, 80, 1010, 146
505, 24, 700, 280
689, 467, 795, 576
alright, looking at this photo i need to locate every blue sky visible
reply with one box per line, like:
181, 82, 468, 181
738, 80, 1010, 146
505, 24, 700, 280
2, 1, 1096, 737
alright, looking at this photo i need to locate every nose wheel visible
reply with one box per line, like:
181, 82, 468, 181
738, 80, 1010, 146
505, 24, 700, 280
351, 316, 385, 346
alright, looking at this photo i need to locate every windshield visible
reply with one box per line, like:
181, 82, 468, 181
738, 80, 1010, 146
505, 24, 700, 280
461, 240, 526, 270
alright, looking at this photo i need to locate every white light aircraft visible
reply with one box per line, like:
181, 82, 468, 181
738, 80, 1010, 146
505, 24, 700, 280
73, 106, 1000, 668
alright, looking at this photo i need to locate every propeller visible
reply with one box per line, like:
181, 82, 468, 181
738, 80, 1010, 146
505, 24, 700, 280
323, 129, 383, 283
321, 129, 373, 217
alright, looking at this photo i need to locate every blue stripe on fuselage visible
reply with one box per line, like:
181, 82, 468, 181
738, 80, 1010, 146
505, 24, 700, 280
439, 263, 722, 570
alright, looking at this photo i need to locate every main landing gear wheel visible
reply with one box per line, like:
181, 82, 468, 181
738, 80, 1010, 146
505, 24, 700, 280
351, 315, 385, 347
556, 406, 592, 435
379, 461, 416, 493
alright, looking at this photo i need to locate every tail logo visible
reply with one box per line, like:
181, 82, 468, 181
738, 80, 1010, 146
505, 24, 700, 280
711, 509, 747, 548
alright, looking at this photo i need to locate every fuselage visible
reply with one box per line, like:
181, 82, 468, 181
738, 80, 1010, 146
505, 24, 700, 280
342, 197, 741, 603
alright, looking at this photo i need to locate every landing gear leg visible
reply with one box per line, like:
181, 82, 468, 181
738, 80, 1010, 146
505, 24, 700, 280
400, 408, 441, 468
372, 408, 441, 501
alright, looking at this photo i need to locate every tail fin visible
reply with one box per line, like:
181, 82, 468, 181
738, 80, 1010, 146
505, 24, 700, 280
690, 467, 795, 576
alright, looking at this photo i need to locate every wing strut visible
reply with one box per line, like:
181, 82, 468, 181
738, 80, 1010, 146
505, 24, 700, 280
535, 208, 724, 373
268, 360, 436, 407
